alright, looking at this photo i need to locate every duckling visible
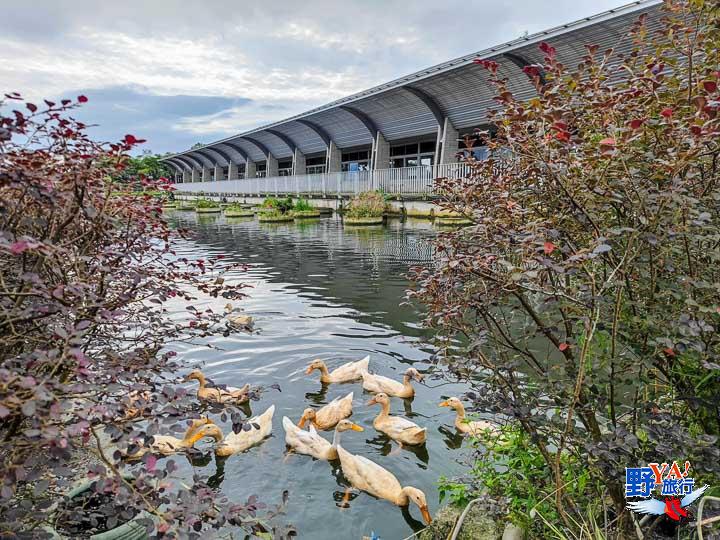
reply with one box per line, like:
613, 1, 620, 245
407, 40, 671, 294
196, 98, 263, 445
305, 356, 370, 384
224, 303, 254, 331
184, 369, 249, 405
368, 393, 426, 445
283, 417, 364, 460
361, 367, 423, 398
127, 419, 222, 459
215, 404, 275, 457
439, 397, 497, 435
297, 391, 353, 430
335, 427, 432, 524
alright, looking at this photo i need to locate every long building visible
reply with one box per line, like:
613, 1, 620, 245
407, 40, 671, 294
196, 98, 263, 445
162, 0, 662, 198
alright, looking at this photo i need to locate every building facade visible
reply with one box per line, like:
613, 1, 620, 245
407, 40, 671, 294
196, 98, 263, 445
162, 0, 662, 198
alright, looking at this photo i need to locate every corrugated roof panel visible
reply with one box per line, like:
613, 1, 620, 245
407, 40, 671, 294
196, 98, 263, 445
270, 121, 328, 155
350, 89, 439, 142
244, 130, 293, 160
305, 108, 374, 149
224, 137, 266, 163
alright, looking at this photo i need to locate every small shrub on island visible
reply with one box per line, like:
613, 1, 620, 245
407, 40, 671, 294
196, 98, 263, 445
344, 191, 386, 225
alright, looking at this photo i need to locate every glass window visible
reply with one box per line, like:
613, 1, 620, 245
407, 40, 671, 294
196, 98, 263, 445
420, 141, 435, 153
307, 163, 326, 174
420, 155, 433, 167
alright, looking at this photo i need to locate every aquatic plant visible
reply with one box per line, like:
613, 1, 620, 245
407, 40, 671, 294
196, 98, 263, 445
410, 1, 720, 537
195, 197, 220, 208
0, 94, 288, 537
293, 198, 313, 212
345, 191, 386, 218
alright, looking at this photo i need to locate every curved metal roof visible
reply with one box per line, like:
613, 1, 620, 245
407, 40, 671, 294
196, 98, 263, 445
164, 0, 662, 165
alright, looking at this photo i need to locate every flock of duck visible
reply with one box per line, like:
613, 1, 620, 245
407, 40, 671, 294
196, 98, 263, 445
125, 356, 495, 526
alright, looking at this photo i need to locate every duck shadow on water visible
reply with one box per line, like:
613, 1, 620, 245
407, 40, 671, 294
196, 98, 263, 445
365, 433, 429, 467
305, 383, 330, 404
438, 425, 465, 450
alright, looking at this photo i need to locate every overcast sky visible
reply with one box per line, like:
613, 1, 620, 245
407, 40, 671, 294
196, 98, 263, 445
1, 0, 626, 154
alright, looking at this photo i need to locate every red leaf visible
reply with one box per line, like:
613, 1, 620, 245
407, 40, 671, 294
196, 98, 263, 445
599, 137, 616, 146
474, 59, 498, 73
559, 343, 569, 351
124, 134, 138, 145
702, 80, 717, 93
660, 107, 673, 118
554, 131, 570, 142
144, 454, 157, 472
523, 65, 540, 79
26, 103, 37, 113
663, 347, 676, 357
543, 241, 556, 255
628, 119, 644, 130
9, 241, 31, 255
539, 42, 556, 58
77, 95, 88, 103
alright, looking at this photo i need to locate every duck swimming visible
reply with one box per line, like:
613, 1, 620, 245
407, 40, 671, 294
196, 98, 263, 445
335, 426, 432, 524
215, 404, 275, 457
361, 367, 423, 398
297, 391, 353, 430
126, 418, 222, 459
283, 417, 364, 461
305, 356, 370, 384
368, 393, 426, 445
185, 369, 250, 405
439, 397, 497, 435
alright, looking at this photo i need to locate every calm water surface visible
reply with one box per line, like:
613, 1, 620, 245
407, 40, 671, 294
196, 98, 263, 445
168, 212, 472, 540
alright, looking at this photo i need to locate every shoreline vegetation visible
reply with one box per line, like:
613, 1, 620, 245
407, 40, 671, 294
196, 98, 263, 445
2, 1, 720, 538
409, 2, 720, 538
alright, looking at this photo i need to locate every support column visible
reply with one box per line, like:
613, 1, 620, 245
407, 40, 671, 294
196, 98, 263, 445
245, 160, 257, 178
192, 168, 201, 182
183, 170, 191, 183
372, 132, 390, 170
439, 117, 459, 164
292, 148, 306, 176
214, 164, 225, 181
228, 162, 239, 180
326, 141, 341, 173
202, 166, 212, 182
266, 155, 278, 178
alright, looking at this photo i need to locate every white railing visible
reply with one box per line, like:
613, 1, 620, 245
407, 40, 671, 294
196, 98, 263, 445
173, 163, 473, 198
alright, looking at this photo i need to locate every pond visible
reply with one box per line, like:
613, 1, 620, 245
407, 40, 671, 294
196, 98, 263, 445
167, 212, 474, 540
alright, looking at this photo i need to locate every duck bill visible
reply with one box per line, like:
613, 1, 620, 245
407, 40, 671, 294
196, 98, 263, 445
367, 397, 377, 406
304, 366, 313, 374
350, 424, 364, 432
420, 505, 432, 524
438, 401, 449, 407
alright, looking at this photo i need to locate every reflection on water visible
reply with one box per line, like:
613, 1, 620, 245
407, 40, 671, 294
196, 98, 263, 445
166, 212, 472, 540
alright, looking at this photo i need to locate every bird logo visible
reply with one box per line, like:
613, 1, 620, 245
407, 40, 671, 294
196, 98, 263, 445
627, 485, 709, 521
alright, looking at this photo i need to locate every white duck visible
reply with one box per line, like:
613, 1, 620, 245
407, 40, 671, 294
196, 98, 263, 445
336, 429, 432, 524
126, 418, 222, 459
297, 391, 354, 430
283, 417, 364, 460
439, 397, 497, 436
305, 356, 370, 384
362, 367, 423, 398
368, 393, 426, 445
215, 405, 275, 457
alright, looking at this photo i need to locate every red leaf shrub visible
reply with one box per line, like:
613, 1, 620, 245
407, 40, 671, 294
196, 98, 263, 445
410, 1, 720, 536
0, 96, 284, 536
